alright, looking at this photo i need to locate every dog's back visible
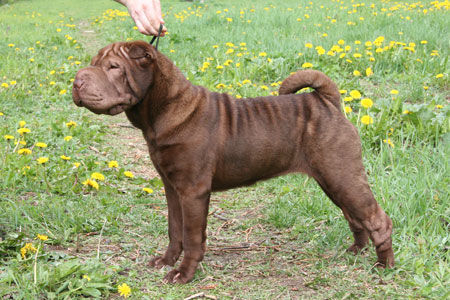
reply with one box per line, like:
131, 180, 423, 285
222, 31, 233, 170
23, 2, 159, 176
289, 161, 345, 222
210, 70, 345, 190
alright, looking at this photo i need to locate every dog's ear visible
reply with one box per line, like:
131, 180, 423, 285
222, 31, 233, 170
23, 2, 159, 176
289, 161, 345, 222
128, 42, 155, 61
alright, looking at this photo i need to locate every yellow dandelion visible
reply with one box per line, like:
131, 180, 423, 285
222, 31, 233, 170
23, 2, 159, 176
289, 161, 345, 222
83, 275, 91, 281
36, 234, 48, 241
73, 162, 81, 168
365, 67, 373, 77
91, 172, 105, 181
118, 283, 131, 298
259, 52, 267, 57
82, 179, 99, 190
37, 157, 49, 164
19, 120, 26, 127
344, 106, 352, 113
64, 136, 73, 141
108, 160, 119, 168
20, 243, 37, 259
59, 89, 67, 95
353, 70, 361, 76
339, 90, 347, 94
66, 121, 77, 128
390, 89, 399, 95
361, 115, 374, 125
344, 96, 353, 102
435, 73, 444, 79
124, 171, 134, 178
142, 188, 153, 194
302, 62, 313, 68
60, 155, 71, 160
435, 105, 443, 109
316, 46, 325, 55
349, 90, 361, 99
1, 82, 9, 88
383, 138, 395, 148
361, 98, 373, 109
18, 148, 32, 155
223, 59, 233, 66
4, 135, 14, 140
35, 142, 47, 148
305, 43, 313, 48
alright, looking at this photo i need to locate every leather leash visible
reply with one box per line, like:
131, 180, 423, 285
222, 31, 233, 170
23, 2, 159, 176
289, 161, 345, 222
149, 24, 164, 51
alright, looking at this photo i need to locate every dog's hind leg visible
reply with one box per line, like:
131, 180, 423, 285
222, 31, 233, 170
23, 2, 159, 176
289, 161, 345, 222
316, 181, 369, 253
309, 147, 394, 267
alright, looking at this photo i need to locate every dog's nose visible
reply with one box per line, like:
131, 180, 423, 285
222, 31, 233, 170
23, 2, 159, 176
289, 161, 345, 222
73, 78, 84, 90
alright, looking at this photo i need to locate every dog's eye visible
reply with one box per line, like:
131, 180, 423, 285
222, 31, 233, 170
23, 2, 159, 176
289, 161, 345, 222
109, 64, 120, 70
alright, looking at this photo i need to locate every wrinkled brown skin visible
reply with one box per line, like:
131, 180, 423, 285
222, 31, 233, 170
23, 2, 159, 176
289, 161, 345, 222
73, 41, 394, 284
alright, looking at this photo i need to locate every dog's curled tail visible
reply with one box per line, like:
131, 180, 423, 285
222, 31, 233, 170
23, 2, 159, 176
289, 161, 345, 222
279, 70, 340, 109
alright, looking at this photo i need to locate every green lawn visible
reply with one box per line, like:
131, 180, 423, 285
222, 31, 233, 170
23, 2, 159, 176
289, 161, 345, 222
0, 0, 448, 298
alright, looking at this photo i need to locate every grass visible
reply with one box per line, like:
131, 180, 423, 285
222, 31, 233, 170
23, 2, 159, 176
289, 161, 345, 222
0, 0, 449, 298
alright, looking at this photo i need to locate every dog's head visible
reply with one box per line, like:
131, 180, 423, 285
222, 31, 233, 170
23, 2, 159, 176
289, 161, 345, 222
72, 41, 157, 115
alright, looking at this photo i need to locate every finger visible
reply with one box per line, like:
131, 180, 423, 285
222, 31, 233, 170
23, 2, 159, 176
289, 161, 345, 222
134, 18, 151, 36
142, 9, 162, 36
159, 25, 167, 37
153, 0, 165, 24
136, 10, 158, 36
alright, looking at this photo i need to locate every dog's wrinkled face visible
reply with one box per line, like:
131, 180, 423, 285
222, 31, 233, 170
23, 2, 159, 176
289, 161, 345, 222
72, 41, 156, 115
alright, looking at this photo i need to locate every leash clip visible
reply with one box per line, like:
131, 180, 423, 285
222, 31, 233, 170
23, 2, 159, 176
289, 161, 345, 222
149, 24, 164, 51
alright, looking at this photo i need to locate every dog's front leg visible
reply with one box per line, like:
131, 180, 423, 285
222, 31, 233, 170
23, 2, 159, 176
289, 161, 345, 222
149, 183, 183, 268
163, 184, 211, 284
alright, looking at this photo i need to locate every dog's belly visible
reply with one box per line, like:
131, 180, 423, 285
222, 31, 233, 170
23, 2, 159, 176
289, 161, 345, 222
211, 132, 303, 190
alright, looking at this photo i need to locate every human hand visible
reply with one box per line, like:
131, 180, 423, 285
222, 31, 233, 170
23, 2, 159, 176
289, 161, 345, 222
117, 0, 167, 36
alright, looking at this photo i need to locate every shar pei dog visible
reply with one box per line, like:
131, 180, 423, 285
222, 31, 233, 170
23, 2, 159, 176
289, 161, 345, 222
72, 41, 394, 283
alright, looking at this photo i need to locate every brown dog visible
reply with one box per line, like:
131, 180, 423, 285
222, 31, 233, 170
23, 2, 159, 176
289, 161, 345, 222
72, 41, 394, 283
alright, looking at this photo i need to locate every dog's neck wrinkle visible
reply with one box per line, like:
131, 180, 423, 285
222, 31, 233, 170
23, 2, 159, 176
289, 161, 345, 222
137, 55, 200, 142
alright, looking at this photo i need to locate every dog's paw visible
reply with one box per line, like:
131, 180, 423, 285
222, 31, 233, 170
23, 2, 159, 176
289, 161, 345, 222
375, 249, 395, 268
149, 256, 176, 269
162, 269, 193, 284
346, 243, 367, 255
